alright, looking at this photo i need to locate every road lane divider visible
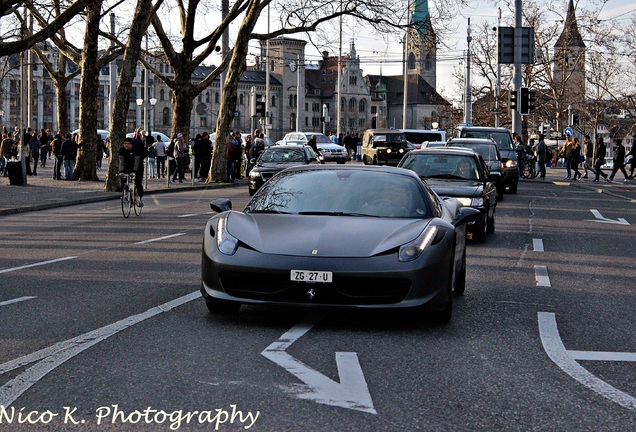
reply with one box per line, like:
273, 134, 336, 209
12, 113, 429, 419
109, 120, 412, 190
534, 265, 551, 287
533, 239, 544, 252
135, 232, 186, 244
0, 291, 200, 408
0, 257, 77, 275
0, 296, 37, 307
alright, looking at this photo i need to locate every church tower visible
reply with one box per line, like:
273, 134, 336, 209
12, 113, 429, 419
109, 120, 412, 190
553, 0, 586, 117
405, 0, 437, 90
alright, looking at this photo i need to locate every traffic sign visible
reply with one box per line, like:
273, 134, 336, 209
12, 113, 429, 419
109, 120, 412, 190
564, 127, 573, 136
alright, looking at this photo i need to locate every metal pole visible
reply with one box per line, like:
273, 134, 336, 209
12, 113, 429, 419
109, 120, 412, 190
495, 8, 501, 128
109, 13, 116, 129
336, 0, 342, 139
296, 54, 302, 132
463, 18, 472, 125
265, 4, 271, 136
512, 0, 523, 135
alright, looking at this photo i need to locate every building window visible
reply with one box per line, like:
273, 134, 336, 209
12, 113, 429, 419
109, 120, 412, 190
425, 54, 431, 71
359, 99, 366, 113
290, 113, 296, 130
271, 95, 276, 107
349, 76, 357, 86
289, 94, 297, 107
215, 93, 220, 104
160, 89, 165, 101
408, 53, 416, 70
239, 94, 244, 105
305, 102, 308, 112
270, 60, 275, 71
200, 116, 207, 127
371, 106, 377, 115
340, 98, 345, 112
349, 98, 356, 113
162, 107, 170, 126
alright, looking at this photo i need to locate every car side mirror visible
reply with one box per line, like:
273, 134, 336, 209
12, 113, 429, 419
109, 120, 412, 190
250, 158, 256, 164
210, 198, 232, 213
452, 206, 480, 227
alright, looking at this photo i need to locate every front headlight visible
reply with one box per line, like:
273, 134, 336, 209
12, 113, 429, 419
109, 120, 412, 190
457, 197, 484, 207
398, 225, 438, 262
505, 159, 517, 168
386, 148, 392, 154
216, 215, 239, 255
249, 170, 261, 179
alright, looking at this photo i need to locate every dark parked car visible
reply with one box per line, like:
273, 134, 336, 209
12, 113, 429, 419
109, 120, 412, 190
446, 138, 505, 200
202, 165, 479, 323
398, 147, 499, 242
456, 126, 519, 193
248, 145, 320, 195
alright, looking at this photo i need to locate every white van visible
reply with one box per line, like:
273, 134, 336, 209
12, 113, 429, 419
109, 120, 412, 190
401, 129, 447, 148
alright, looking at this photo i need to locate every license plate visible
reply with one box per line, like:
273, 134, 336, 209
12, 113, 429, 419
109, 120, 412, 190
290, 270, 332, 283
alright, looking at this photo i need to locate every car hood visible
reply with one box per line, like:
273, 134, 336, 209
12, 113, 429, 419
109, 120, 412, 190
226, 212, 431, 258
424, 179, 483, 197
485, 161, 501, 172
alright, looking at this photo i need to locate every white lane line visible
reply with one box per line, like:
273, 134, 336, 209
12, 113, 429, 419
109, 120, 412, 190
0, 291, 200, 408
568, 351, 636, 362
533, 238, 544, 252
0, 256, 77, 275
177, 214, 198, 218
0, 296, 37, 307
538, 312, 636, 411
534, 265, 551, 287
135, 232, 186, 244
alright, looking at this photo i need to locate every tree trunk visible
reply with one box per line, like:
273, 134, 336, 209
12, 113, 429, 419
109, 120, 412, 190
74, 0, 102, 181
210, 0, 261, 183
105, 0, 156, 192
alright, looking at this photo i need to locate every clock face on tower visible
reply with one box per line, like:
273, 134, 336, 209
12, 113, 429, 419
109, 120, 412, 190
289, 60, 297, 72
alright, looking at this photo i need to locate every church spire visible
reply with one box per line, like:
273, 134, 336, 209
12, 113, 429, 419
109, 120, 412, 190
555, 0, 585, 48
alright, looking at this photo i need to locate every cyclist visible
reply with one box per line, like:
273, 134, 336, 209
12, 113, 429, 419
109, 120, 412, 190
118, 137, 144, 206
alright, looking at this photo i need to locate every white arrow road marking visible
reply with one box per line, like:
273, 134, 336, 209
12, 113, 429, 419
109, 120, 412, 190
261, 314, 376, 414
568, 351, 636, 362
0, 291, 199, 408
534, 266, 551, 287
538, 312, 636, 411
0, 256, 77, 274
586, 209, 629, 225
0, 296, 37, 307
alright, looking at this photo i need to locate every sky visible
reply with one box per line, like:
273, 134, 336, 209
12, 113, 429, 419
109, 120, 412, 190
242, 0, 635, 105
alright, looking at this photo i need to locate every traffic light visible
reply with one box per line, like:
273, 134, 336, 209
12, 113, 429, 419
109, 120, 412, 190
528, 89, 536, 112
255, 94, 265, 117
509, 89, 518, 112
519, 87, 530, 115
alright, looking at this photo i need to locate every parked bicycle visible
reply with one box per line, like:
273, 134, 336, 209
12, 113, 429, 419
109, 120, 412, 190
120, 173, 142, 218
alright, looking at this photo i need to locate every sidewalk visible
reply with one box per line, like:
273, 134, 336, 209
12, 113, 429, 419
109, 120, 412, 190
0, 159, 247, 216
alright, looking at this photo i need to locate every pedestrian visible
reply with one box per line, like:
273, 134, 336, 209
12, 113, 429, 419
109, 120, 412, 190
198, 131, 213, 181
29, 133, 40, 176
147, 139, 157, 178
171, 133, 185, 183
60, 133, 78, 180
627, 135, 636, 179
233, 131, 244, 179
153, 134, 167, 178
536, 133, 547, 181
562, 134, 574, 179
582, 134, 593, 179
608, 138, 628, 183
51, 133, 63, 180
593, 137, 609, 182
192, 134, 203, 180
96, 133, 106, 169
353, 132, 362, 160
343, 131, 354, 160
38, 129, 49, 168
0, 132, 14, 176
570, 137, 582, 180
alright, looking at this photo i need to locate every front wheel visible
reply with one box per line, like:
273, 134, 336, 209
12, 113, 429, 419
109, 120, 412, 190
472, 213, 488, 243
121, 186, 131, 218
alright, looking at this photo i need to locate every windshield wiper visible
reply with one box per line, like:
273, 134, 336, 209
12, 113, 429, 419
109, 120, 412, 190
297, 211, 379, 217
421, 174, 466, 180
249, 209, 292, 214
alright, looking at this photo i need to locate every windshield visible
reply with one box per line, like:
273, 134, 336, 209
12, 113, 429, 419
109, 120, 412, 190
404, 132, 444, 144
247, 169, 433, 218
401, 154, 481, 181
449, 143, 499, 161
308, 134, 332, 144
460, 130, 514, 151
259, 148, 306, 163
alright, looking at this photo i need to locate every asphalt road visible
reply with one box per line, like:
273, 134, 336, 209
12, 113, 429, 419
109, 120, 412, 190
0, 175, 634, 431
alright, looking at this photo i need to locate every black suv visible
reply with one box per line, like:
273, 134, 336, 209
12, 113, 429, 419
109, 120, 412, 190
446, 138, 505, 201
456, 126, 519, 193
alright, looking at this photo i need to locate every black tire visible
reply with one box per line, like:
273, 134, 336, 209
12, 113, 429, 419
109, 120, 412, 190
205, 297, 241, 314
453, 246, 466, 296
337, 160, 347, 164
133, 186, 142, 216
430, 259, 454, 323
486, 209, 495, 234
363, 154, 370, 165
496, 185, 504, 201
121, 187, 131, 218
248, 187, 256, 196
472, 213, 487, 243
508, 181, 518, 194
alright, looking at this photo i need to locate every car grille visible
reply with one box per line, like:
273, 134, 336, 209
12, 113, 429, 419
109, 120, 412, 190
261, 172, 276, 180
220, 271, 410, 305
